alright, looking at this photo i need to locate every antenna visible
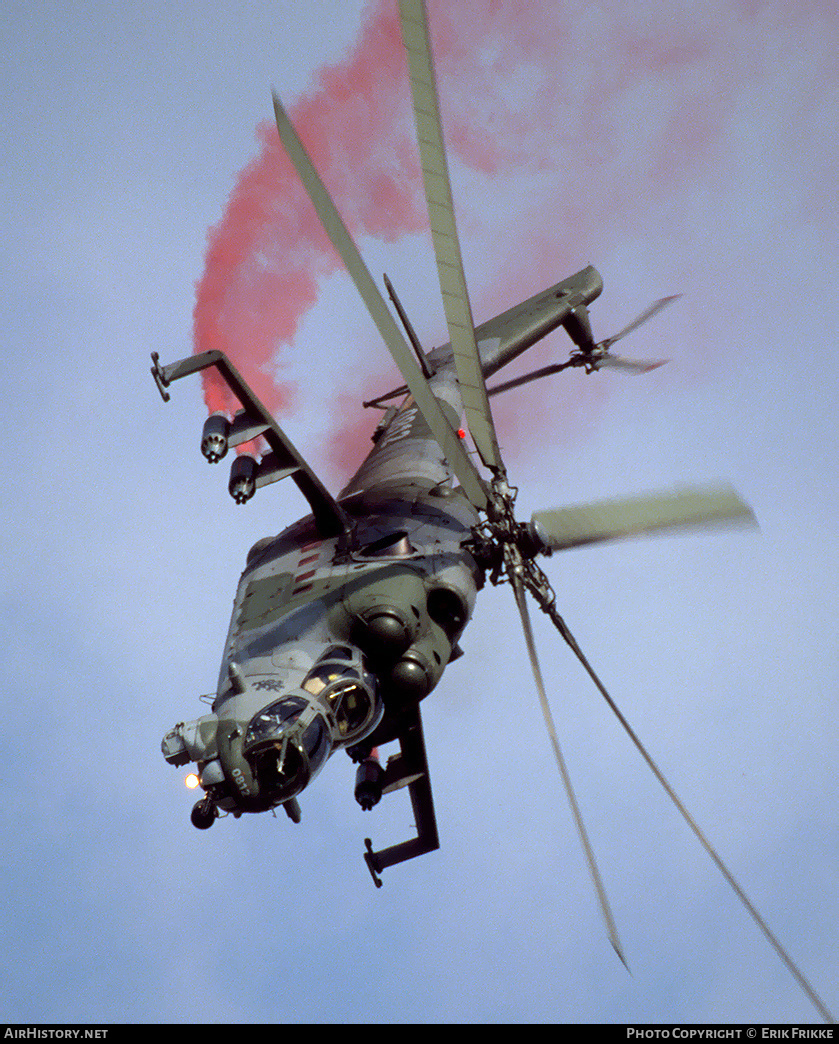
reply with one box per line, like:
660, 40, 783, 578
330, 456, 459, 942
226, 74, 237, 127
384, 273, 433, 378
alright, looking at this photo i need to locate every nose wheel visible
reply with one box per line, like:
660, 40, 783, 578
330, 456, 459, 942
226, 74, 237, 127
190, 796, 216, 829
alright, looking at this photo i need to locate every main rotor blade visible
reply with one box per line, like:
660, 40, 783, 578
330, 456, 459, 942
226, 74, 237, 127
271, 93, 489, 513
510, 569, 628, 970
399, 0, 504, 475
532, 589, 835, 1025
532, 485, 756, 552
600, 295, 680, 350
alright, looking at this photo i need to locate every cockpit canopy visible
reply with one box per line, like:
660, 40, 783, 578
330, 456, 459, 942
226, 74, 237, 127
246, 694, 308, 747
244, 694, 331, 804
239, 645, 382, 808
301, 645, 381, 745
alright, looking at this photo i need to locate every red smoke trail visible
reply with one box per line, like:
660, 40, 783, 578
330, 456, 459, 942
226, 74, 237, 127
192, 3, 423, 439
193, 0, 838, 475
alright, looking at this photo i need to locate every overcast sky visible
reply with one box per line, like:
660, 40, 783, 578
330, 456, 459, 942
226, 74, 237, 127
2, 0, 837, 1025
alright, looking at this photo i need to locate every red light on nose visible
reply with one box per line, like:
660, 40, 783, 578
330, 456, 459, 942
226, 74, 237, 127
457, 428, 466, 439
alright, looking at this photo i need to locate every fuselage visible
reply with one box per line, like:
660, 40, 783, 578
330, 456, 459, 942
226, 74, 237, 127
159, 265, 606, 821
162, 353, 482, 816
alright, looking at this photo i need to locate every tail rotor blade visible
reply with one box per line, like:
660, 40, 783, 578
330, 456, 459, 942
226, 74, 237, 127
486, 354, 666, 398
599, 295, 681, 351
510, 570, 629, 970
595, 353, 668, 374
532, 485, 757, 553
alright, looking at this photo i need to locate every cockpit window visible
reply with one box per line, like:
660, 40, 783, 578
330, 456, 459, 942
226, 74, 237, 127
301, 717, 329, 768
302, 663, 356, 696
244, 695, 333, 804
321, 645, 353, 661
245, 695, 307, 749
302, 651, 380, 740
327, 680, 371, 735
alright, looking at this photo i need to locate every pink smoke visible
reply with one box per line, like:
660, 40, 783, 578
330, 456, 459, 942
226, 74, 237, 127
192, 4, 422, 428
193, 0, 837, 474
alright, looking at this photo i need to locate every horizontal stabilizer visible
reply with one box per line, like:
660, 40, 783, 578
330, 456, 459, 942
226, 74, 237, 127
532, 485, 757, 552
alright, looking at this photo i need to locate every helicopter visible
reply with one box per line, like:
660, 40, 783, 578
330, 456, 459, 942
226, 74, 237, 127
150, 0, 832, 1022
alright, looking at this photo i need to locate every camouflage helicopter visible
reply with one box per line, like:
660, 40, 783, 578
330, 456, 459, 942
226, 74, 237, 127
149, 4, 839, 1016
151, 0, 753, 892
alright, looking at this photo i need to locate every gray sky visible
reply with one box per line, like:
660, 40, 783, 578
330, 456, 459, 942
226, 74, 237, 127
2, 0, 837, 1025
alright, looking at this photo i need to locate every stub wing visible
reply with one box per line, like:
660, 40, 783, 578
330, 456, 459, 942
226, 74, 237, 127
362, 704, 439, 886
150, 349, 349, 537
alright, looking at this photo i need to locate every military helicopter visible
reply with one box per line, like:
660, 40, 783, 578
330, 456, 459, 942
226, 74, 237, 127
151, 0, 831, 1021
